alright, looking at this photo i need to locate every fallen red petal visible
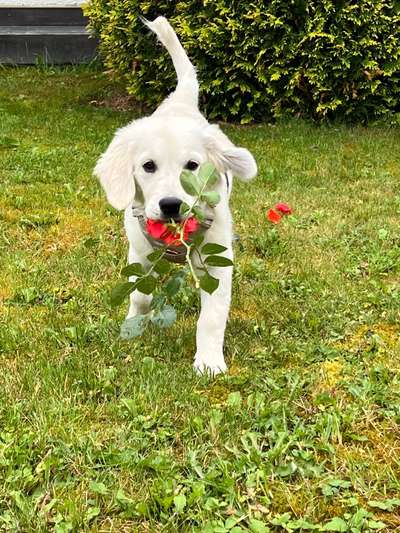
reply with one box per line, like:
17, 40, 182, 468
275, 202, 292, 215
267, 209, 282, 224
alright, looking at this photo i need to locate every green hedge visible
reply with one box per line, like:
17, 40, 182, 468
84, 1, 400, 123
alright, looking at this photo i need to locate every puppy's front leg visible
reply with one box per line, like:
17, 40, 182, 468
193, 257, 232, 375
126, 245, 152, 319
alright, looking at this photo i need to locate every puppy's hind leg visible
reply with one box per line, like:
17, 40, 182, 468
143, 16, 199, 108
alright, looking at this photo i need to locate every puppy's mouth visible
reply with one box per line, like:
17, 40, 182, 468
145, 215, 200, 246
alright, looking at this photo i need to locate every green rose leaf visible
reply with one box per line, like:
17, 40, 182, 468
120, 315, 148, 339
121, 262, 145, 277
164, 271, 186, 297
110, 281, 136, 307
147, 249, 165, 262
199, 272, 219, 294
201, 243, 227, 255
198, 161, 219, 187
179, 201, 191, 216
180, 169, 200, 196
150, 305, 177, 328
201, 190, 220, 207
192, 205, 206, 223
135, 275, 157, 295
153, 258, 171, 275
192, 232, 205, 248
204, 255, 233, 267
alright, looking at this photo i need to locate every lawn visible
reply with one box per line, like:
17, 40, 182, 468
0, 67, 400, 532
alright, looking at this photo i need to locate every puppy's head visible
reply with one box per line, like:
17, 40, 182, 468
95, 116, 257, 219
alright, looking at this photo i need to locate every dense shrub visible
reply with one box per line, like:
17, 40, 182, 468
84, 1, 400, 123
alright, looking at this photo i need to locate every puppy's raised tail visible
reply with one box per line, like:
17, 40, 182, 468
143, 16, 199, 108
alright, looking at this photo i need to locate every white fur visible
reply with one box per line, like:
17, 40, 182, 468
95, 16, 257, 375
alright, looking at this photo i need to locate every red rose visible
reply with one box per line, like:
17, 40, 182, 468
146, 217, 198, 245
275, 202, 292, 215
183, 217, 198, 240
267, 209, 282, 224
146, 219, 168, 239
161, 232, 180, 246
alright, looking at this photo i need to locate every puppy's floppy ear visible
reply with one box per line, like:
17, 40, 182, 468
94, 125, 136, 210
204, 124, 257, 181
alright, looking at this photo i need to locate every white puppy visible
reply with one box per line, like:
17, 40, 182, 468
95, 17, 257, 374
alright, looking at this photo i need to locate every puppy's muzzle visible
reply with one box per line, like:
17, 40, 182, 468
159, 197, 183, 220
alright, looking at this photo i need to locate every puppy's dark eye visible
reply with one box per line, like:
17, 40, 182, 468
143, 160, 157, 173
185, 160, 199, 171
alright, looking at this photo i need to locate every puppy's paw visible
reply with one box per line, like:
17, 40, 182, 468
193, 354, 227, 376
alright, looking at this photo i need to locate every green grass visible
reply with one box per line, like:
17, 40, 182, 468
1, 66, 400, 532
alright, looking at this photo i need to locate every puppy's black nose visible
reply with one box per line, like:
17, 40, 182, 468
159, 197, 183, 219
